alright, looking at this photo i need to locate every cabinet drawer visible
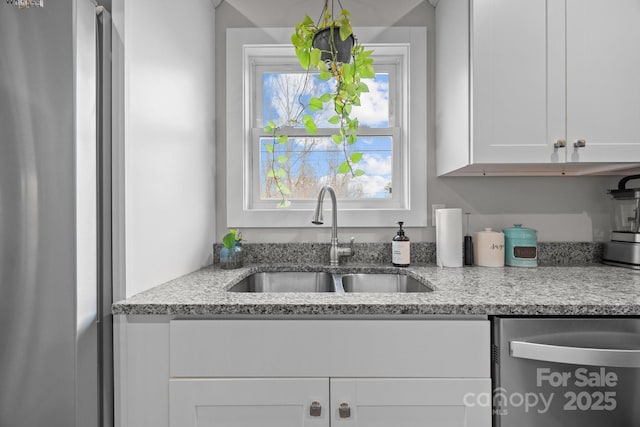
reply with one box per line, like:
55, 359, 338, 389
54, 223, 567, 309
170, 320, 489, 378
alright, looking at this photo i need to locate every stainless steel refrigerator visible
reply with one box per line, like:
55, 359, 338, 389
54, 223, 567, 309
0, 1, 114, 426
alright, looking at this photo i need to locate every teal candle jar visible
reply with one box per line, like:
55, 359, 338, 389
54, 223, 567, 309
502, 224, 537, 267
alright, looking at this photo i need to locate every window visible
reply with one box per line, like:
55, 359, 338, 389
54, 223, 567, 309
227, 27, 427, 227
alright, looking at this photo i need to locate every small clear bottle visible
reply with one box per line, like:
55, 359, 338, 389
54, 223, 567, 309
392, 221, 410, 267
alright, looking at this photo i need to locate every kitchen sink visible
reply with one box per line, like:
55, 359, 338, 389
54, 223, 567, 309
341, 273, 432, 293
227, 271, 433, 293
227, 271, 335, 293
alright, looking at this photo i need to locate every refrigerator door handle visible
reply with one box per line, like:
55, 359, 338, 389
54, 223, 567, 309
510, 340, 640, 368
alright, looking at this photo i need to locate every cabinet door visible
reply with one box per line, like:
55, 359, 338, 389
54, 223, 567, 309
566, 0, 640, 163
169, 378, 328, 427
472, 0, 566, 164
331, 378, 491, 427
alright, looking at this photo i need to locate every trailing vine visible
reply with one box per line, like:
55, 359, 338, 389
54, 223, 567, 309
264, 2, 375, 207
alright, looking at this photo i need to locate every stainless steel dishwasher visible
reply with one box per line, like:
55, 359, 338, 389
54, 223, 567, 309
493, 317, 640, 426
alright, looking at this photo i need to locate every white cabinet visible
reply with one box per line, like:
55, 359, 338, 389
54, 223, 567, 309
168, 320, 491, 427
331, 378, 488, 427
436, 0, 640, 176
170, 378, 329, 427
114, 318, 491, 427
169, 378, 489, 427
565, 0, 640, 163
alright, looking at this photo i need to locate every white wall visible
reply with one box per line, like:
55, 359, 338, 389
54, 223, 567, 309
113, 0, 216, 297
214, 0, 619, 244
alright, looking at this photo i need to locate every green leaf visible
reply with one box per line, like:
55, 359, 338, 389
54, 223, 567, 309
348, 134, 357, 145
319, 70, 332, 81
309, 97, 323, 111
277, 200, 291, 208
264, 120, 277, 133
277, 155, 288, 163
296, 50, 310, 69
319, 93, 332, 103
277, 135, 288, 144
339, 23, 352, 41
276, 167, 286, 178
328, 115, 340, 125
357, 82, 369, 93
350, 152, 363, 164
302, 115, 317, 134
291, 33, 302, 47
342, 63, 354, 82
332, 134, 343, 144
354, 169, 365, 177
362, 64, 376, 79
265, 143, 274, 153
279, 185, 290, 195
267, 169, 278, 178
222, 232, 236, 249
337, 161, 351, 174
310, 48, 321, 68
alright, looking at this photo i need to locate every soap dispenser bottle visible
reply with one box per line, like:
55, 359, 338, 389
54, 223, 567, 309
392, 221, 410, 267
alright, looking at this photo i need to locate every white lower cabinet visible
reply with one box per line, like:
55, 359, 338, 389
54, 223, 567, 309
331, 378, 489, 427
170, 378, 329, 427
170, 378, 489, 427
115, 318, 491, 427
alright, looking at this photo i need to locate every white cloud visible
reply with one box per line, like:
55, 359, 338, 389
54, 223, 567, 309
349, 174, 391, 198
351, 78, 389, 127
361, 154, 392, 176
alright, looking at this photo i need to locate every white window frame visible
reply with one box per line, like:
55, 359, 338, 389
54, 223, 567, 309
227, 27, 427, 228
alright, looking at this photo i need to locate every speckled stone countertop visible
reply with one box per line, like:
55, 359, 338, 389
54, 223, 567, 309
112, 262, 640, 316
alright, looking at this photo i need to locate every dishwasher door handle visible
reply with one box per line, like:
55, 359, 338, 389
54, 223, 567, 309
510, 341, 640, 368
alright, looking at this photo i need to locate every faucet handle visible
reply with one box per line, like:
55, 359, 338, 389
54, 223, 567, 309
348, 237, 355, 256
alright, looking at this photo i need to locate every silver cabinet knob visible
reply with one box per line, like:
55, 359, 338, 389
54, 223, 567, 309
554, 139, 566, 148
339, 402, 351, 418
310, 401, 322, 417
574, 139, 586, 148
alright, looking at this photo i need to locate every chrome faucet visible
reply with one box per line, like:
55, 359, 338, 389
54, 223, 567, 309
311, 185, 355, 266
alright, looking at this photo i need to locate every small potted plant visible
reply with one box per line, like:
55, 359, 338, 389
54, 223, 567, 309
264, 0, 375, 208
220, 229, 243, 269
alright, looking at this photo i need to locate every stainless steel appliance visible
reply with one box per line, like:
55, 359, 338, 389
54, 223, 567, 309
603, 175, 640, 269
493, 317, 640, 426
0, 2, 115, 426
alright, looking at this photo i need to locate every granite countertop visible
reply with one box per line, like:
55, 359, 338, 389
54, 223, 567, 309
112, 263, 640, 316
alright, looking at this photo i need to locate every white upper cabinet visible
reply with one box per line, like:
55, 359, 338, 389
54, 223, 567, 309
436, 0, 640, 176
472, 0, 565, 164
565, 0, 640, 163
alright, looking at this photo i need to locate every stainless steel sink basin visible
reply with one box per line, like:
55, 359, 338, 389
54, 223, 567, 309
341, 273, 432, 293
227, 271, 335, 293
227, 271, 433, 293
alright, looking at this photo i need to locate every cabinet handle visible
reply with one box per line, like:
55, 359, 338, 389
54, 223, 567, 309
309, 401, 322, 417
553, 139, 566, 148
339, 402, 351, 418
574, 139, 586, 148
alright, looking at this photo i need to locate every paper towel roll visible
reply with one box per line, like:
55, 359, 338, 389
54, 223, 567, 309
436, 208, 463, 267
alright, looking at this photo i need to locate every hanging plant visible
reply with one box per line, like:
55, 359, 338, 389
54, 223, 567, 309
264, 0, 375, 208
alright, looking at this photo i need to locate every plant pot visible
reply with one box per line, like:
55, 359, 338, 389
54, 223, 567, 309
220, 243, 244, 269
312, 26, 354, 64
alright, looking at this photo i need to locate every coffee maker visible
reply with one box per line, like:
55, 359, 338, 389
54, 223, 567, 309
603, 175, 640, 269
